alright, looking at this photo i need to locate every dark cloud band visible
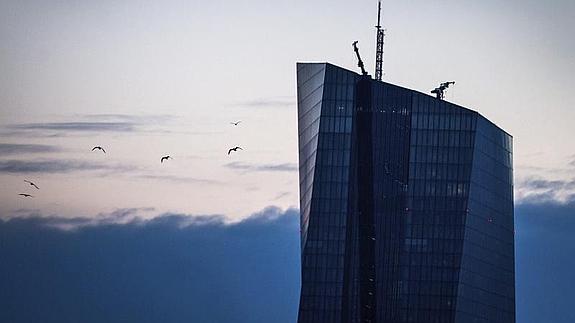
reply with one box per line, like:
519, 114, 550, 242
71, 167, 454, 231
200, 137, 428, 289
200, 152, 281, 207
224, 161, 298, 173
233, 96, 295, 109
0, 207, 300, 323
8, 122, 137, 132
0, 143, 60, 155
0, 159, 133, 174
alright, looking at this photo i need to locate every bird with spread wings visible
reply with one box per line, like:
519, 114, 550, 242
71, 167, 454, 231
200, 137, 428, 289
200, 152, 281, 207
24, 180, 39, 190
92, 146, 106, 153
228, 146, 243, 155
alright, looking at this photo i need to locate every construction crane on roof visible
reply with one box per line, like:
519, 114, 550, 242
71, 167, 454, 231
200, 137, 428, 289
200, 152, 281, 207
374, 0, 385, 81
352, 41, 368, 76
431, 81, 455, 100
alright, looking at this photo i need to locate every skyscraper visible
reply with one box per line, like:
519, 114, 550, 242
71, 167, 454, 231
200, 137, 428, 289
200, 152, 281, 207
296, 63, 514, 323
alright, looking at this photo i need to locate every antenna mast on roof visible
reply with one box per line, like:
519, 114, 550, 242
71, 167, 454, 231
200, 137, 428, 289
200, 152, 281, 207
374, 0, 385, 81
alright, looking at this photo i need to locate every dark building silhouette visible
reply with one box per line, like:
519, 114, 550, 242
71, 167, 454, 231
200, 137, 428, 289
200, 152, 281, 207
296, 63, 515, 323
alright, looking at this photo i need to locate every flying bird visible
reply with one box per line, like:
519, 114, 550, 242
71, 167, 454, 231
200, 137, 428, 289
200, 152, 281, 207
92, 146, 106, 153
24, 180, 39, 190
161, 155, 171, 163
18, 193, 33, 198
230, 121, 241, 126
228, 146, 243, 155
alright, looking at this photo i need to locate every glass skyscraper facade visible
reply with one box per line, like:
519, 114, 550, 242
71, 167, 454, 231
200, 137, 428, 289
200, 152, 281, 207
296, 63, 514, 323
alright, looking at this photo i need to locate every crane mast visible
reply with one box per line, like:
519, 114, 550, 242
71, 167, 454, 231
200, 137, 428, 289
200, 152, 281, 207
375, 0, 385, 81
352, 41, 368, 76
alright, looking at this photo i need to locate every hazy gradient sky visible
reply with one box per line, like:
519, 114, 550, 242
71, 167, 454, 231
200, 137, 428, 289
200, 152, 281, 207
2, 1, 575, 322
1, 0, 574, 220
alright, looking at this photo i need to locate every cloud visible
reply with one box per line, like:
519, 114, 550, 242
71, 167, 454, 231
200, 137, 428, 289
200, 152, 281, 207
224, 161, 298, 173
5, 207, 224, 230
233, 96, 295, 109
0, 206, 300, 323
515, 159, 575, 205
0, 159, 135, 174
79, 114, 176, 123
515, 163, 574, 176
135, 174, 223, 185
1, 202, 575, 323
515, 176, 575, 205
0, 114, 222, 138
4, 206, 293, 230
8, 122, 137, 132
0, 143, 60, 155
0, 114, 179, 137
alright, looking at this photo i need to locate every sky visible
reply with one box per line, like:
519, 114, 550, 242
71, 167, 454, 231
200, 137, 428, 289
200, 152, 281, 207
1, 0, 574, 219
1, 0, 574, 321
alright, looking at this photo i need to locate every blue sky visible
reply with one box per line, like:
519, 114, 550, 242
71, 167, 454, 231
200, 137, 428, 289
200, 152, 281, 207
1, 0, 574, 321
